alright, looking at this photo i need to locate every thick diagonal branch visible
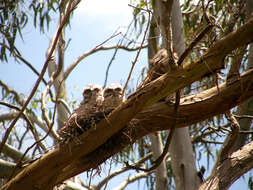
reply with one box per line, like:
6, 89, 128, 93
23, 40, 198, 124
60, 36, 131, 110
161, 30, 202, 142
3, 17, 253, 190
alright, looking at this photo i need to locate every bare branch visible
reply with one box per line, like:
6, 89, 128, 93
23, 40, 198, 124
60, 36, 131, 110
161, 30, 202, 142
210, 111, 240, 176
123, 6, 151, 94
0, 101, 47, 153
95, 153, 152, 190
177, 23, 214, 66
61, 180, 87, 190
113, 172, 152, 190
0, 113, 18, 122
0, 0, 75, 154
64, 44, 147, 81
3, 17, 253, 189
0, 141, 31, 163
58, 68, 253, 185
0, 80, 23, 106
64, 32, 125, 81
0, 111, 59, 140
103, 41, 121, 88
125, 91, 180, 172
7, 98, 57, 181
199, 140, 253, 190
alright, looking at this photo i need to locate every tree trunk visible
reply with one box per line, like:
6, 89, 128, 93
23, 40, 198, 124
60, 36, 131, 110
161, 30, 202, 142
231, 0, 253, 152
169, 1, 201, 189
48, 7, 68, 131
150, 133, 169, 190
148, 5, 169, 189
3, 19, 253, 188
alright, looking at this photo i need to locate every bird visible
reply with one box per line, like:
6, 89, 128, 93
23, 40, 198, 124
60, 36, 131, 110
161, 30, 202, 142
102, 83, 124, 113
58, 84, 103, 141
79, 84, 103, 114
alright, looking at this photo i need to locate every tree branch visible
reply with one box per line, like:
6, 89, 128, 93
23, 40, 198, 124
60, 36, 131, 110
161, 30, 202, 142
113, 172, 152, 190
0, 142, 31, 163
199, 140, 253, 190
63, 33, 146, 81
0, 0, 75, 154
0, 159, 22, 179
0, 111, 59, 140
3, 17, 253, 190
94, 153, 152, 190
58, 68, 253, 184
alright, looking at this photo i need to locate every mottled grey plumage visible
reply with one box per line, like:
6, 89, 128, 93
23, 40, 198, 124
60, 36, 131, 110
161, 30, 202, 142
103, 83, 124, 112
80, 84, 103, 112
58, 84, 103, 142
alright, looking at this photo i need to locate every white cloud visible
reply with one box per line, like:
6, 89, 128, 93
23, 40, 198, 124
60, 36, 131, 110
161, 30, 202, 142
73, 0, 133, 32
76, 0, 132, 18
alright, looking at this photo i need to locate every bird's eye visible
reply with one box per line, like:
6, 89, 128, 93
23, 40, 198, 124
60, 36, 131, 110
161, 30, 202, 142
115, 87, 122, 92
93, 88, 101, 93
104, 89, 113, 95
83, 89, 92, 95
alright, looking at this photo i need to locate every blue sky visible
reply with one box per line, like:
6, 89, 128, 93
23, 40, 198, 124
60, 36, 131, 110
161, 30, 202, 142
0, 0, 148, 104
0, 0, 249, 189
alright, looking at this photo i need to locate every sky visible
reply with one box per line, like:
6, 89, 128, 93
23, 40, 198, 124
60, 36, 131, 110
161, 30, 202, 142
0, 0, 148, 103
0, 0, 250, 189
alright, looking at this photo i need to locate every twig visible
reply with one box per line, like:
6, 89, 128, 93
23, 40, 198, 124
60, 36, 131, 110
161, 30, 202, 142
125, 91, 180, 172
128, 4, 151, 13
0, 0, 74, 154
63, 31, 122, 81
95, 153, 152, 190
0, 80, 23, 106
103, 42, 121, 88
0, 141, 31, 163
0, 101, 47, 153
192, 123, 230, 144
177, 23, 214, 66
198, 139, 224, 144
210, 111, 240, 177
239, 130, 253, 134
113, 172, 152, 190
125, 0, 180, 172
222, 112, 240, 156
0, 80, 59, 139
123, 6, 151, 95
8, 96, 57, 181
102, 158, 113, 190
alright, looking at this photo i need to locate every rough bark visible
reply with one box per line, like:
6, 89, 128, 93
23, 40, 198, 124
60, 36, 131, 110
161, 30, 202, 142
231, 42, 253, 152
2, 18, 253, 189
4, 67, 253, 190
54, 68, 253, 185
199, 140, 253, 190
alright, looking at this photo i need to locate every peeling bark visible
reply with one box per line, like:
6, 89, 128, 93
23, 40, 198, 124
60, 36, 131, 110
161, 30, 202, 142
50, 68, 253, 186
2, 17, 253, 189
199, 140, 253, 190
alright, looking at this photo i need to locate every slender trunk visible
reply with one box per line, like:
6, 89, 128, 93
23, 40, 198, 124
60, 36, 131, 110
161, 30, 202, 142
149, 133, 169, 190
48, 8, 68, 131
230, 0, 253, 152
169, 1, 201, 189
148, 5, 169, 189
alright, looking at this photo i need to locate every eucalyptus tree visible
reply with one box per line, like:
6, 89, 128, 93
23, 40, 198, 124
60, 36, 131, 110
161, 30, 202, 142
1, 0, 253, 190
